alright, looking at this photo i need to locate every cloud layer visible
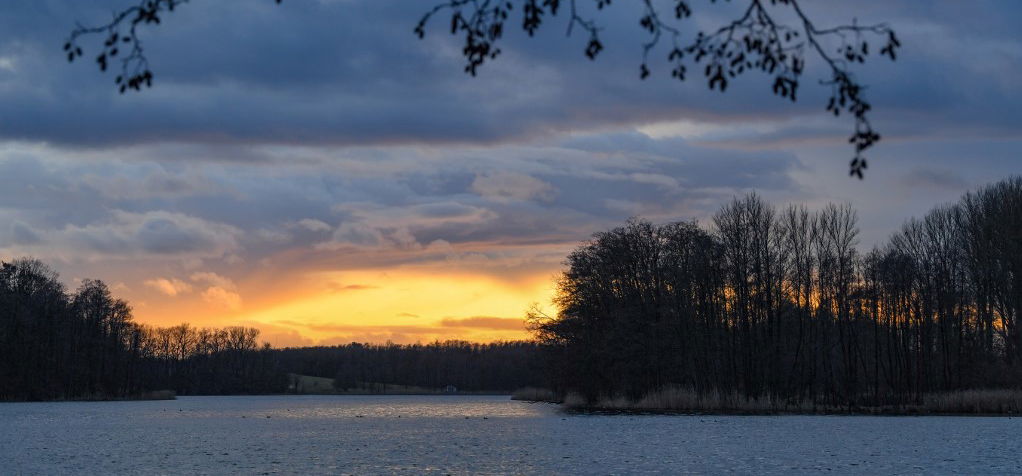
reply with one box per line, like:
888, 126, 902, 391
0, 0, 1018, 344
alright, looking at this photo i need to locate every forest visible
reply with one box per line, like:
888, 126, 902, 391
532, 176, 1022, 409
2, 177, 1019, 406
0, 261, 538, 400
280, 341, 542, 393
0, 264, 285, 400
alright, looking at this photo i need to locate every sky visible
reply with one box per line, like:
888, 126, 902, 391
1, 1, 1019, 346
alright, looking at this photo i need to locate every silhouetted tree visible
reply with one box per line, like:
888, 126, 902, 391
0, 261, 287, 401
275, 341, 542, 393
0, 257, 537, 399
532, 176, 1022, 407
64, 0, 899, 177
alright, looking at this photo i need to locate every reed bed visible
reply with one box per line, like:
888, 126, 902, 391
560, 386, 1022, 415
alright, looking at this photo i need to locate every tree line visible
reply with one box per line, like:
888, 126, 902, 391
0, 260, 285, 400
531, 176, 1022, 407
5, 176, 1018, 403
277, 341, 542, 393
0, 259, 540, 400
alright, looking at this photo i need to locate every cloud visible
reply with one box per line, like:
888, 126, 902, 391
0, 1, 1018, 344
144, 278, 193, 297
266, 317, 529, 345
109, 282, 130, 293
83, 171, 217, 200
471, 172, 557, 203
440, 316, 526, 331
58, 210, 240, 258
630, 173, 680, 189
411, 202, 493, 221
10, 221, 42, 245
5, 0, 1015, 150
327, 221, 387, 247
0, 127, 807, 287
187, 272, 243, 311
201, 286, 243, 312
901, 168, 969, 191
326, 282, 379, 292
296, 218, 332, 232
259, 328, 315, 348
143, 272, 240, 306
190, 272, 236, 289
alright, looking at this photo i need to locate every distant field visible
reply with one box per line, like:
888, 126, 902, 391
287, 374, 508, 395
289, 374, 339, 394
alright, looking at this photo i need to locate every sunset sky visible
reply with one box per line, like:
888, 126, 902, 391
1, 1, 1019, 346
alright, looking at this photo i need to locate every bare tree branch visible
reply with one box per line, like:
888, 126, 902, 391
65, 0, 900, 178
415, 0, 901, 178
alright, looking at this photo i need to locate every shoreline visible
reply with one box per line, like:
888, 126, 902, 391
5, 393, 1020, 416
560, 407, 1020, 417
513, 387, 1022, 416
2, 391, 511, 403
1, 390, 177, 403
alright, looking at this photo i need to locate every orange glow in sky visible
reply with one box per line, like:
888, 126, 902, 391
127, 266, 559, 347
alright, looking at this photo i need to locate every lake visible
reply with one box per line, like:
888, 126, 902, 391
2, 395, 1020, 474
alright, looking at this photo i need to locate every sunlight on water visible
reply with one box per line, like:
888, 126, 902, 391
155, 395, 550, 420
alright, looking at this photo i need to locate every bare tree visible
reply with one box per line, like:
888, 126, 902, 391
532, 176, 1022, 407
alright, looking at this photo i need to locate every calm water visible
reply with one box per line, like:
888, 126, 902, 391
2, 395, 1020, 474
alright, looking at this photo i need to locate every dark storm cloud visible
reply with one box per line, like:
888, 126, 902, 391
1, 1, 1018, 148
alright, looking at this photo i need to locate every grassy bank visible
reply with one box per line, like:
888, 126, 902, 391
522, 387, 1022, 415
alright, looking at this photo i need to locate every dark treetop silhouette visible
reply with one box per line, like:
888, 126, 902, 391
3, 177, 1019, 405
530, 176, 1022, 407
64, 0, 899, 178
0, 258, 541, 401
